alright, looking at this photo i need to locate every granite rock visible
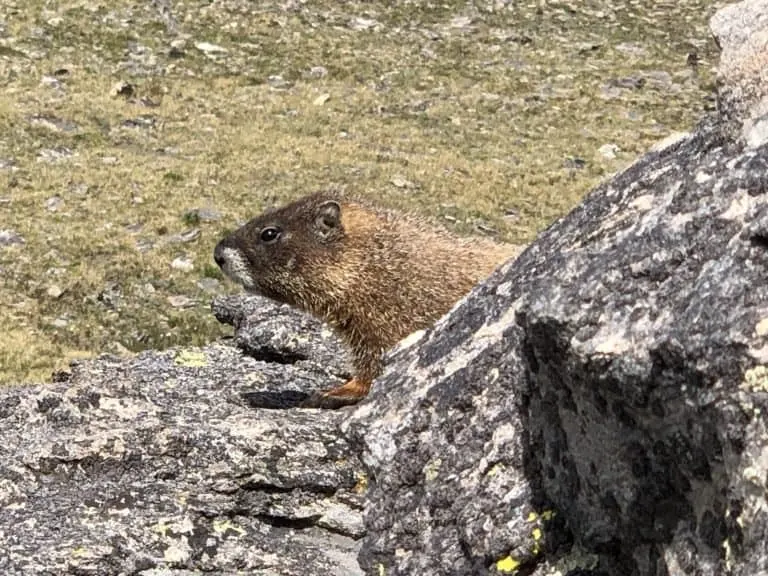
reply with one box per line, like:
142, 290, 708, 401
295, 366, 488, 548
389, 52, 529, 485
344, 1, 768, 574
0, 341, 365, 575
2, 1, 768, 576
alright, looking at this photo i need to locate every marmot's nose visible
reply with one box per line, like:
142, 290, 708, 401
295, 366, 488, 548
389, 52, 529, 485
213, 241, 227, 268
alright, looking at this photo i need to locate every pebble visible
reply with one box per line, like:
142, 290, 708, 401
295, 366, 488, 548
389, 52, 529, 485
195, 41, 227, 55
167, 295, 195, 308
615, 42, 647, 56
47, 285, 64, 299
746, 116, 768, 149
474, 222, 497, 235
37, 147, 75, 163
40, 75, 62, 89
449, 16, 473, 30
503, 208, 520, 222
267, 75, 292, 89
390, 175, 414, 189
598, 143, 620, 159
135, 239, 154, 253
171, 257, 194, 272
197, 278, 221, 293
185, 208, 221, 222
309, 66, 328, 78
0, 230, 24, 246
45, 195, 64, 211
29, 114, 78, 132
121, 116, 157, 129
166, 229, 201, 244
110, 81, 135, 98
106, 341, 132, 356
349, 17, 379, 31
313, 93, 330, 106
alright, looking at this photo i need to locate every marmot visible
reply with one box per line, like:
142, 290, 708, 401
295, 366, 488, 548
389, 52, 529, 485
213, 191, 521, 408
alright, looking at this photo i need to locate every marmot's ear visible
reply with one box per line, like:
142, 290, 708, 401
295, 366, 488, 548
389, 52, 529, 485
315, 200, 342, 236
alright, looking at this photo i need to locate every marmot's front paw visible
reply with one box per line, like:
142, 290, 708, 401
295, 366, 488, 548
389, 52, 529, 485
300, 377, 371, 409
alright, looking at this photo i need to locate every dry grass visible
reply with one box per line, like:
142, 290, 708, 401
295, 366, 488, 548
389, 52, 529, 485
0, 0, 720, 383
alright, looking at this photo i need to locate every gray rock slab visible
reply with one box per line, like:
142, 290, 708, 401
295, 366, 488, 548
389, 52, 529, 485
0, 343, 365, 575
344, 0, 768, 573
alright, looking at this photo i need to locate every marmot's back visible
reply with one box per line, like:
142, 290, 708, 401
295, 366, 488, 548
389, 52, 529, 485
345, 207, 518, 338
214, 191, 522, 407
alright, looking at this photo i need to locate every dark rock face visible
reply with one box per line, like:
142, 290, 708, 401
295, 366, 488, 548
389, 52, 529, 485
519, 121, 768, 576
343, 0, 768, 573
351, 130, 768, 575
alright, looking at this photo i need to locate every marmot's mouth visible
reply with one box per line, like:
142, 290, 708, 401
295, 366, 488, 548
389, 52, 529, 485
213, 244, 255, 290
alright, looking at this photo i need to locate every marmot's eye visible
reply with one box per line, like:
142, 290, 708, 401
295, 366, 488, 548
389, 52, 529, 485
260, 227, 281, 243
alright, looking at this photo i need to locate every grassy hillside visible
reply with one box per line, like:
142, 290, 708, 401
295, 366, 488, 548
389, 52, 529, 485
0, 0, 720, 383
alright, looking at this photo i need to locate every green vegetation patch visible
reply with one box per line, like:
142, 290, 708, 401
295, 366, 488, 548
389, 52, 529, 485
0, 0, 719, 383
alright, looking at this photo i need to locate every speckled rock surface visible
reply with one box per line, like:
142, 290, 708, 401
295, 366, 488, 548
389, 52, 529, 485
518, 120, 768, 576
0, 340, 365, 575
344, 1, 768, 575
212, 294, 353, 387
341, 279, 554, 576
711, 0, 768, 146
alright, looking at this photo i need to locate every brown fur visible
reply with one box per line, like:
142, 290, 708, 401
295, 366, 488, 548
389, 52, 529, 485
214, 191, 521, 408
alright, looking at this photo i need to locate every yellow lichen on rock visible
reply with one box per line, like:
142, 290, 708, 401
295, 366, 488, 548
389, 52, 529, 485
173, 349, 208, 367
496, 555, 521, 573
743, 365, 768, 392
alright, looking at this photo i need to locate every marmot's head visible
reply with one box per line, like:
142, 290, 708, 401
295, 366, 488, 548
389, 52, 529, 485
214, 193, 347, 305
